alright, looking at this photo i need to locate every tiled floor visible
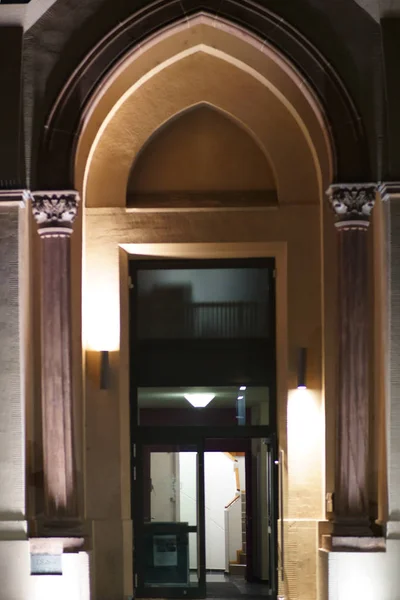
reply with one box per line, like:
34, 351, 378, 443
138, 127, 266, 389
205, 571, 272, 598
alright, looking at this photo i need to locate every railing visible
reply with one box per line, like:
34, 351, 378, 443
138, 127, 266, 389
139, 301, 269, 339
224, 494, 242, 573
225, 493, 241, 510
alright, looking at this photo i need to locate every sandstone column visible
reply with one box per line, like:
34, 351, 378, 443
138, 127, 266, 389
327, 183, 376, 536
32, 191, 79, 521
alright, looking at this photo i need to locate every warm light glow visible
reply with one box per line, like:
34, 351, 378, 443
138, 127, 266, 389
287, 388, 324, 518
83, 257, 120, 351
84, 302, 120, 350
329, 553, 383, 600
30, 552, 90, 599
184, 393, 215, 408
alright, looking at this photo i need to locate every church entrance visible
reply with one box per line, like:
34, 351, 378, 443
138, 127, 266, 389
129, 258, 278, 598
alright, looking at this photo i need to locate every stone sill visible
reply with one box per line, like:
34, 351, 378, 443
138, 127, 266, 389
321, 534, 386, 553
30, 537, 85, 555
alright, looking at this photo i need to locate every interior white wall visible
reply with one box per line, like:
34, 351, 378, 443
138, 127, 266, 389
150, 452, 177, 522
179, 452, 198, 569
204, 453, 237, 570
237, 456, 246, 491
150, 451, 242, 570
179, 452, 237, 570
225, 497, 242, 569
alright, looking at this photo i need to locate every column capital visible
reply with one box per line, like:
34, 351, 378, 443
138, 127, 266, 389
0, 189, 30, 206
31, 190, 80, 236
326, 183, 376, 229
378, 182, 400, 202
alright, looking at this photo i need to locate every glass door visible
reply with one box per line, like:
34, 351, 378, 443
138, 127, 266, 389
134, 442, 206, 598
248, 437, 278, 593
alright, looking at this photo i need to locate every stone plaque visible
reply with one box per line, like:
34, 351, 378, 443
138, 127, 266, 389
31, 553, 62, 575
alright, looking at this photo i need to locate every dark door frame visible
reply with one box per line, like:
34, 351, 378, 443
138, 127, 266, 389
132, 430, 278, 599
129, 256, 278, 598
134, 436, 207, 599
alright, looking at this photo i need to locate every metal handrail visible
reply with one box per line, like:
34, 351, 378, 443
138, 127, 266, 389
224, 494, 241, 510
279, 449, 284, 582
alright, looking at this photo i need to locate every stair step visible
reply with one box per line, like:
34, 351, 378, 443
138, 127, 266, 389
235, 549, 247, 564
229, 563, 246, 577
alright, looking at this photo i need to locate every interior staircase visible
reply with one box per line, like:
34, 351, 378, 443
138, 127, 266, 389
229, 492, 246, 577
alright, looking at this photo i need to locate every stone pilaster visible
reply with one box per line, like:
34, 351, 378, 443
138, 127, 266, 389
327, 183, 376, 537
0, 190, 29, 532
378, 183, 400, 538
31, 191, 80, 522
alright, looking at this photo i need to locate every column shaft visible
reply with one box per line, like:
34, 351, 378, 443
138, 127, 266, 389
32, 191, 79, 522
327, 183, 376, 536
336, 226, 369, 522
40, 233, 76, 517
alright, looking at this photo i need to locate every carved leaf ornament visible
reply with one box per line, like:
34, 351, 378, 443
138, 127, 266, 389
328, 185, 376, 221
32, 192, 79, 227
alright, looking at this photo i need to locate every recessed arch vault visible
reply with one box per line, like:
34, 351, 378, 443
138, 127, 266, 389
127, 103, 277, 206
37, 7, 370, 192
74, 16, 336, 209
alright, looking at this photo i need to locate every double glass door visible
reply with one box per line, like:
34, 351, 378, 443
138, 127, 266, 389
133, 434, 278, 599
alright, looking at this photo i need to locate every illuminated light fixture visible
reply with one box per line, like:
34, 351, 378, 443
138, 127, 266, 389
237, 395, 244, 400
239, 386, 247, 391
297, 347, 307, 390
100, 350, 110, 389
184, 393, 215, 408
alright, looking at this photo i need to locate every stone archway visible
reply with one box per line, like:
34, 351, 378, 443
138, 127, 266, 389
30, 7, 377, 600
70, 13, 335, 600
36, 3, 369, 190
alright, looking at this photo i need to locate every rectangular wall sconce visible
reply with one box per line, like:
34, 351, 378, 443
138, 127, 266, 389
297, 347, 307, 389
100, 350, 110, 390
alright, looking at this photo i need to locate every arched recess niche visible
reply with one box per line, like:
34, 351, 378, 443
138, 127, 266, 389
74, 13, 336, 352
127, 103, 277, 209
75, 15, 334, 207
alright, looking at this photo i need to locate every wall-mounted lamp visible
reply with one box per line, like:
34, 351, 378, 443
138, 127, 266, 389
100, 350, 110, 390
297, 347, 307, 390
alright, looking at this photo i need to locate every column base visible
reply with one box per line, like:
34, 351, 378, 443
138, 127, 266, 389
322, 533, 386, 552
30, 536, 85, 554
29, 516, 88, 539
331, 515, 382, 538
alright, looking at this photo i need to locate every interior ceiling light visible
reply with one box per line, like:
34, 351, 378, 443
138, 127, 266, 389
184, 393, 215, 408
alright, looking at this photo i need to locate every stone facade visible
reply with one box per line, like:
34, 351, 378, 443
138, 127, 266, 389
0, 1, 400, 599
